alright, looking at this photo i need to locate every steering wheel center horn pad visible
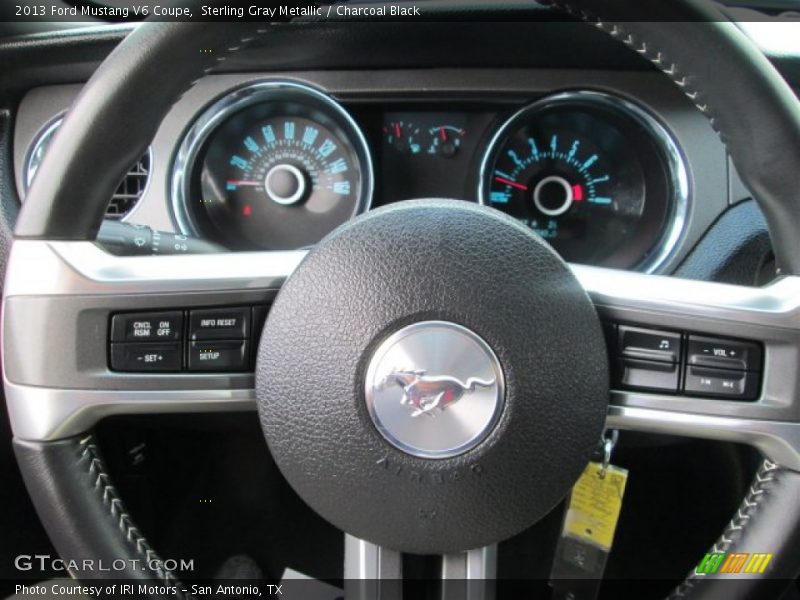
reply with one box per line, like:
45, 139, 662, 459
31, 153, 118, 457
255, 200, 608, 553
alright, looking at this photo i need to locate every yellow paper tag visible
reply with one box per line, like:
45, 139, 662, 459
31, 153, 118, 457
564, 462, 628, 552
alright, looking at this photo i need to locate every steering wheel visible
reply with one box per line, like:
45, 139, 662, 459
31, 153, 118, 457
5, 2, 800, 598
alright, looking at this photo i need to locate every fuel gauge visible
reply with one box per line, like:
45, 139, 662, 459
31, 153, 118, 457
427, 125, 465, 158
384, 120, 423, 155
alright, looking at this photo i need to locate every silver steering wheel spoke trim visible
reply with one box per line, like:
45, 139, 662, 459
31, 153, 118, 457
3, 241, 800, 472
343, 534, 497, 600
344, 535, 402, 600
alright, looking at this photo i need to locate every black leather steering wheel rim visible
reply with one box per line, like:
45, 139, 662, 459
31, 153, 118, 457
9, 2, 800, 597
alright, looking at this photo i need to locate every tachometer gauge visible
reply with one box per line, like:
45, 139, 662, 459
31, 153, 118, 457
488, 131, 627, 221
479, 92, 688, 271
172, 81, 373, 251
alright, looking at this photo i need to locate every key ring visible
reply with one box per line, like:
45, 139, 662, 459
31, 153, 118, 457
599, 429, 619, 479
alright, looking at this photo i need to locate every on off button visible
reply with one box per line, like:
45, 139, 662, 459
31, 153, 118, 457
111, 311, 182, 342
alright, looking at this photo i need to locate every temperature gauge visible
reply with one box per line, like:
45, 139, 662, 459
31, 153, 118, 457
427, 125, 465, 157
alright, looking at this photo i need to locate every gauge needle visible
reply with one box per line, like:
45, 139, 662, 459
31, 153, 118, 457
440, 127, 447, 141
394, 123, 401, 138
226, 180, 261, 186
494, 176, 528, 191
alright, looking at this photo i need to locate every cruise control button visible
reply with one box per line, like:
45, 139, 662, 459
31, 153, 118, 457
687, 335, 762, 372
618, 325, 681, 364
110, 343, 182, 372
190, 307, 250, 340
685, 365, 759, 400
189, 340, 249, 371
111, 311, 182, 342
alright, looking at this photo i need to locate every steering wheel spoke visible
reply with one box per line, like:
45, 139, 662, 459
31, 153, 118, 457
442, 545, 497, 600
344, 535, 402, 600
573, 264, 800, 470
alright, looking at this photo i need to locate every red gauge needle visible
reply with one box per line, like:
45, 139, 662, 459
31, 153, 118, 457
394, 123, 402, 138
494, 176, 528, 191
226, 180, 260, 186
440, 127, 447, 141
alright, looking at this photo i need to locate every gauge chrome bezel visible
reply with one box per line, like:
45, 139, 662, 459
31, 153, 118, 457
24, 113, 153, 224
24, 113, 64, 192
477, 90, 690, 274
170, 80, 374, 239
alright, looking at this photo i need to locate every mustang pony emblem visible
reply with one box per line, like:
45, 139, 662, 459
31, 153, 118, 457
379, 369, 496, 417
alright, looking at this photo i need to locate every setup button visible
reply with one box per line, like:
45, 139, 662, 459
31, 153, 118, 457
188, 340, 249, 371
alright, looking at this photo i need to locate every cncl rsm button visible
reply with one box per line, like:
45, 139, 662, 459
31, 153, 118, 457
111, 311, 182, 342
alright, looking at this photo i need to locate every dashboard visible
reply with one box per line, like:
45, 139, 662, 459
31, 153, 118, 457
13, 69, 743, 273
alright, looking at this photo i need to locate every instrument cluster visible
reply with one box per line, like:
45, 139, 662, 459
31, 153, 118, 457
170, 81, 689, 271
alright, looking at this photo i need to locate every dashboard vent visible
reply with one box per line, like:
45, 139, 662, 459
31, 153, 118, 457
105, 151, 151, 219
25, 116, 151, 220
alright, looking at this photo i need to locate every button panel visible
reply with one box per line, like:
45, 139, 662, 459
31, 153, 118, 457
605, 322, 763, 401
109, 305, 267, 373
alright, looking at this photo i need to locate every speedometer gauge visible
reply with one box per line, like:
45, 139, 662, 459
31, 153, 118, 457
479, 92, 688, 272
172, 81, 373, 251
208, 114, 356, 214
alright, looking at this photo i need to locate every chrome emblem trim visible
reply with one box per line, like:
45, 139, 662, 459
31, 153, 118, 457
365, 321, 505, 459
379, 370, 496, 418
